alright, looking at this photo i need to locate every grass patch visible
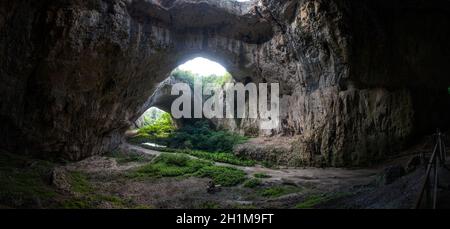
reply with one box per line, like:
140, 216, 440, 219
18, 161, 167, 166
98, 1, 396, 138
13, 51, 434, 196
243, 178, 262, 188
196, 166, 246, 187
254, 173, 271, 179
69, 171, 92, 194
180, 150, 255, 166
61, 194, 130, 209
0, 152, 57, 207
129, 153, 212, 178
295, 192, 351, 209
63, 171, 133, 209
129, 153, 247, 186
139, 144, 256, 166
258, 185, 302, 198
295, 194, 328, 209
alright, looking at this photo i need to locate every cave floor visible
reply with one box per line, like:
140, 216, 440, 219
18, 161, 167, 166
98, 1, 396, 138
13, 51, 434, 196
0, 144, 432, 209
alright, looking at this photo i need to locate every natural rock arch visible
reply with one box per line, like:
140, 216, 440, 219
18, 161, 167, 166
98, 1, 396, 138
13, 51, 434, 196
1, 0, 450, 166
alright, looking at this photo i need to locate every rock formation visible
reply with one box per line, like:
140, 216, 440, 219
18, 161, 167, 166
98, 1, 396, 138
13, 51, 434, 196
1, 0, 449, 166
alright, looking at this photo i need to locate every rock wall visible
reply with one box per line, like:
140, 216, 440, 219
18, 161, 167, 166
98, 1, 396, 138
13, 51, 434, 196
1, 0, 449, 166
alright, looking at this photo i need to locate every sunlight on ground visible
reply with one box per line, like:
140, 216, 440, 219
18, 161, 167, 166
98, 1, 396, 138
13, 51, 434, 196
178, 57, 227, 76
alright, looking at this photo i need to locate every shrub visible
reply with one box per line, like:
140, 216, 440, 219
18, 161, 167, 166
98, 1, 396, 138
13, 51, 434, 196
195, 166, 246, 187
166, 121, 248, 153
138, 112, 175, 140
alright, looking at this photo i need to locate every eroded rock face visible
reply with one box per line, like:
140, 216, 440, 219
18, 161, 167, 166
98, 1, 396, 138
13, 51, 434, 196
1, 0, 449, 166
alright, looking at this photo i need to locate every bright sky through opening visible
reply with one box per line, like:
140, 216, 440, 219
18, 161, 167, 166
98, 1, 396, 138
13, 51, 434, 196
178, 57, 227, 76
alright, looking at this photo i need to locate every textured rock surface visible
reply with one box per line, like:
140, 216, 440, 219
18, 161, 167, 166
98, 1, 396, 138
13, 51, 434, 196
1, 0, 450, 166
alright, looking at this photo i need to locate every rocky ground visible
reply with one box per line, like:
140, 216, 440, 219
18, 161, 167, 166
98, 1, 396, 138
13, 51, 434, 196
0, 140, 432, 209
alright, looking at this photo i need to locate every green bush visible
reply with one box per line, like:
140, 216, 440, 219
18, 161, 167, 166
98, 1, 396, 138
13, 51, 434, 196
166, 121, 248, 153
195, 166, 246, 187
171, 69, 232, 90
138, 112, 175, 140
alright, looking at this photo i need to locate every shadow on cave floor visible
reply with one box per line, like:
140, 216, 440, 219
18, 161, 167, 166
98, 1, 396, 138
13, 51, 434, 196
2, 137, 447, 209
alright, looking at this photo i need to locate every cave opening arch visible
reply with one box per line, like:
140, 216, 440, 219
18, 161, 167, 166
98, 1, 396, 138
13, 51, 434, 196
135, 56, 238, 129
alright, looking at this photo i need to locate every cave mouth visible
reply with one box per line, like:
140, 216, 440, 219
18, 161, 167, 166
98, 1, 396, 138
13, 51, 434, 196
130, 57, 244, 151
138, 56, 234, 119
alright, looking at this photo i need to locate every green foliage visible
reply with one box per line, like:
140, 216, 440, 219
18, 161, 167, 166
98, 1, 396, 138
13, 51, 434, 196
181, 150, 255, 166
138, 144, 256, 166
69, 171, 92, 194
0, 153, 57, 207
171, 69, 232, 90
195, 166, 246, 187
138, 112, 175, 140
166, 121, 248, 153
295, 194, 329, 209
295, 192, 352, 209
258, 185, 302, 198
254, 173, 271, 179
64, 171, 133, 209
129, 153, 246, 186
243, 178, 262, 188
131, 153, 211, 178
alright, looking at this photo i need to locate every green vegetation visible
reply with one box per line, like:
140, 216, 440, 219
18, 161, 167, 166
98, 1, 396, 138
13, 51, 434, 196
0, 152, 57, 207
69, 171, 92, 194
243, 178, 262, 188
137, 110, 175, 141
131, 119, 252, 166
139, 142, 254, 166
295, 194, 329, 209
130, 153, 212, 178
196, 166, 246, 187
133, 114, 247, 154
172, 69, 232, 90
129, 153, 246, 187
295, 192, 351, 209
165, 121, 248, 153
185, 150, 255, 166
131, 69, 246, 153
258, 185, 302, 198
63, 170, 134, 209
254, 173, 271, 179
